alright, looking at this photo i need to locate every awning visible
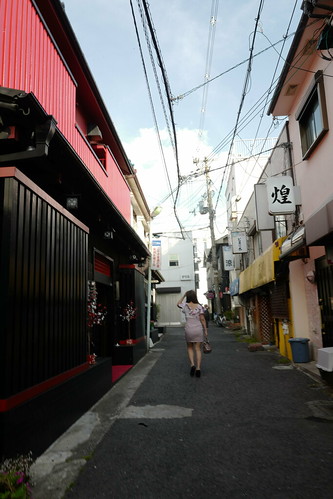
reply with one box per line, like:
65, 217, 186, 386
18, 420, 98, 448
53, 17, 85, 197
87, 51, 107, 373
279, 226, 307, 260
305, 196, 333, 245
239, 238, 285, 294
151, 269, 165, 284
156, 287, 181, 294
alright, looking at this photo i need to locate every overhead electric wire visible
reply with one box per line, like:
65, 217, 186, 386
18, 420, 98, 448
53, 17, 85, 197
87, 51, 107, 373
213, 0, 265, 211
234, 0, 299, 200
140, 0, 184, 236
171, 32, 296, 103
206, 15, 326, 168
130, 0, 175, 207
196, 0, 219, 157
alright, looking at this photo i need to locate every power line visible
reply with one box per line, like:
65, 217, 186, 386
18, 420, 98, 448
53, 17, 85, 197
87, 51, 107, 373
130, 0, 175, 206
171, 32, 295, 103
205, 16, 327, 169
213, 0, 266, 211
140, 0, 185, 236
196, 0, 219, 157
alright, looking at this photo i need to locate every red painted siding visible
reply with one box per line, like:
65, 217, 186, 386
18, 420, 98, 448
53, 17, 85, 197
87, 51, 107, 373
74, 128, 131, 221
0, 0, 76, 139
0, 0, 131, 223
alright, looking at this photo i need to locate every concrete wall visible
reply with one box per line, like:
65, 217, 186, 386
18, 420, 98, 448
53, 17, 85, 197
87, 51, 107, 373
155, 233, 195, 325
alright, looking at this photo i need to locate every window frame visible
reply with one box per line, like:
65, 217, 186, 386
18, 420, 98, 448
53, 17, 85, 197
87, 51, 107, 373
295, 70, 328, 159
169, 254, 179, 267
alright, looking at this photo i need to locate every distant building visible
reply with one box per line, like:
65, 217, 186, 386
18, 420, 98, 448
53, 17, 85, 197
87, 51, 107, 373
154, 232, 195, 326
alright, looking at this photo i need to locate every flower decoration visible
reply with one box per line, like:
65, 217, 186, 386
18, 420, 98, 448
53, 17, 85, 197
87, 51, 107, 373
120, 301, 137, 343
120, 301, 137, 322
87, 281, 107, 328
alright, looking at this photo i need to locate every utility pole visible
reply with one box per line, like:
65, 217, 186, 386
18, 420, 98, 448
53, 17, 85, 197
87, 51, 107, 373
204, 158, 221, 315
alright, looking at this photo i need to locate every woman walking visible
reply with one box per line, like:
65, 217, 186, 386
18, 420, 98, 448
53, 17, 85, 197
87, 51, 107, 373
177, 290, 208, 377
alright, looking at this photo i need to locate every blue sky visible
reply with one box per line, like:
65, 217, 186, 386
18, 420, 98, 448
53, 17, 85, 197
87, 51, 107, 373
64, 0, 301, 232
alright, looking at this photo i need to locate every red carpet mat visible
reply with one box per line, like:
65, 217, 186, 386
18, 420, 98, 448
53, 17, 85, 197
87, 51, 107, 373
112, 365, 132, 383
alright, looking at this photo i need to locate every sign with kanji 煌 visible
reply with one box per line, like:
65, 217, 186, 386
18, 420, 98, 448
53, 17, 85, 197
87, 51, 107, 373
266, 176, 295, 215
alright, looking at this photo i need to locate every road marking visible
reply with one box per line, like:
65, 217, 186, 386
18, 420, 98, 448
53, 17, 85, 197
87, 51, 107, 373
121, 404, 193, 419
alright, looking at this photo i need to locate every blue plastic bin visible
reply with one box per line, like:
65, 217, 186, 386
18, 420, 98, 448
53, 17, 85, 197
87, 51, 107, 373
288, 338, 310, 363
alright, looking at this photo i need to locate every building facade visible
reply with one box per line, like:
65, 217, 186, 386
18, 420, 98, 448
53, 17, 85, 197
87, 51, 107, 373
227, 1, 333, 364
154, 232, 196, 326
0, 0, 151, 457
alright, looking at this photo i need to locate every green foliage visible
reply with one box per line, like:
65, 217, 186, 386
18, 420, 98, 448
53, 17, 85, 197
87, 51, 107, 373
224, 310, 233, 320
277, 355, 291, 365
0, 454, 33, 499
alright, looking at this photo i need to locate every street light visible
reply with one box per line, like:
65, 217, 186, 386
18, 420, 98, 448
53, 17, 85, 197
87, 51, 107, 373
146, 206, 162, 352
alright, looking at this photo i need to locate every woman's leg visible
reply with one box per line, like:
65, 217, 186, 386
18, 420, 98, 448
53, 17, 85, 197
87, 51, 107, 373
187, 342, 195, 366
194, 342, 202, 370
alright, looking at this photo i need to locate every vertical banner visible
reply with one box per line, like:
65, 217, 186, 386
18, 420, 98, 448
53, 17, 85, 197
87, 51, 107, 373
151, 239, 162, 270
231, 231, 247, 254
222, 245, 234, 270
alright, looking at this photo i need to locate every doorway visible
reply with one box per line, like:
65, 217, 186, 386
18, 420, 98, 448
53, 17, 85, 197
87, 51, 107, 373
316, 256, 333, 347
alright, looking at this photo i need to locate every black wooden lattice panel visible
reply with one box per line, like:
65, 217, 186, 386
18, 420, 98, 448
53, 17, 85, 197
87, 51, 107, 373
0, 177, 88, 397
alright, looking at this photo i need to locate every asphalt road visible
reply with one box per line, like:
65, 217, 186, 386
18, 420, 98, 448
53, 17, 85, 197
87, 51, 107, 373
34, 325, 333, 498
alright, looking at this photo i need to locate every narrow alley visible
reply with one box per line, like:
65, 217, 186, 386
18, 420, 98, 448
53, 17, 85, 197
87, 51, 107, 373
32, 325, 333, 499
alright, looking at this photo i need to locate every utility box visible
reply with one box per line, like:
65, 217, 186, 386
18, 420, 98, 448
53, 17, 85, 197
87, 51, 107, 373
316, 347, 333, 386
288, 338, 310, 363
316, 347, 333, 372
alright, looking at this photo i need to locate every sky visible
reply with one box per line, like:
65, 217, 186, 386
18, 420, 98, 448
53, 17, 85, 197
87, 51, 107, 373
63, 0, 302, 235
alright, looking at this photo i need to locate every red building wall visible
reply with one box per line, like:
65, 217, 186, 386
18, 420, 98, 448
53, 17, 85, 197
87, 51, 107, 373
0, 0, 131, 222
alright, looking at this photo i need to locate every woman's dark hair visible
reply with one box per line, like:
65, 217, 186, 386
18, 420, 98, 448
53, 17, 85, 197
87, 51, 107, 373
186, 290, 199, 303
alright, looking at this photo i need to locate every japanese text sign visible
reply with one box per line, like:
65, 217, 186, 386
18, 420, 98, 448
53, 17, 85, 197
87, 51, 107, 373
223, 245, 235, 270
231, 231, 247, 254
266, 176, 295, 215
151, 239, 161, 270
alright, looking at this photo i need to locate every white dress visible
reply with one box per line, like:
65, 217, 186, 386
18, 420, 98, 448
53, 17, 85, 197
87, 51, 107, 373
179, 303, 205, 342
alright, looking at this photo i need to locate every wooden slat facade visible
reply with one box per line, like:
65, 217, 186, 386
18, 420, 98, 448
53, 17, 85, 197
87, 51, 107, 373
0, 175, 88, 398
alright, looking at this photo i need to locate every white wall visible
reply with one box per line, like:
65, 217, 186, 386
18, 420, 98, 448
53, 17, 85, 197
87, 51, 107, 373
155, 233, 195, 325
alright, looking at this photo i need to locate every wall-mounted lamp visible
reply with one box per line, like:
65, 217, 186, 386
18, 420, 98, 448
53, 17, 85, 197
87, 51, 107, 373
306, 270, 316, 284
150, 206, 162, 219
66, 196, 79, 210
87, 124, 103, 143
103, 230, 113, 240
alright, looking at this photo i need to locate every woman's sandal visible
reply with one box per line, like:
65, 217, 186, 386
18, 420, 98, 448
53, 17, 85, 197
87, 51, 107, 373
195, 370, 201, 378
190, 365, 196, 376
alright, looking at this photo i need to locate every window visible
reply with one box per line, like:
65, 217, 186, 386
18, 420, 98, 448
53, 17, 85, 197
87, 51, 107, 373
169, 254, 179, 267
296, 71, 328, 159
275, 215, 287, 239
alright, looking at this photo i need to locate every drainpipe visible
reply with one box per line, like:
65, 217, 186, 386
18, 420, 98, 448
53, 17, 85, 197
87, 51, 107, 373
285, 121, 300, 227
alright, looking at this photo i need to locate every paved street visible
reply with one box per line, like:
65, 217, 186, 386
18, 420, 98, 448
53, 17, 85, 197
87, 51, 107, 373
32, 325, 333, 498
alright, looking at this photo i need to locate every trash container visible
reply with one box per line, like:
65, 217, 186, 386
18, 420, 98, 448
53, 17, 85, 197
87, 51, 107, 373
288, 338, 310, 363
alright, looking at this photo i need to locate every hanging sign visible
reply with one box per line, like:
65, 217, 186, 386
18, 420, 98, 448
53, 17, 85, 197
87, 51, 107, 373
151, 239, 161, 270
266, 176, 295, 215
231, 231, 247, 254
222, 245, 234, 270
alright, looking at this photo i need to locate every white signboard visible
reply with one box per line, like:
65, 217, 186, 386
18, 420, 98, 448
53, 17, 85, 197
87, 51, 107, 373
231, 232, 247, 254
151, 239, 161, 270
266, 176, 295, 215
254, 184, 275, 230
222, 245, 234, 270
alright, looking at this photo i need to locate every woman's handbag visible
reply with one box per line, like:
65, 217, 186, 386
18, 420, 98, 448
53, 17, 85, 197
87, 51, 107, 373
203, 339, 212, 354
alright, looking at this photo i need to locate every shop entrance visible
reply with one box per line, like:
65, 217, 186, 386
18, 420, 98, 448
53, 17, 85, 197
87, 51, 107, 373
316, 256, 333, 347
